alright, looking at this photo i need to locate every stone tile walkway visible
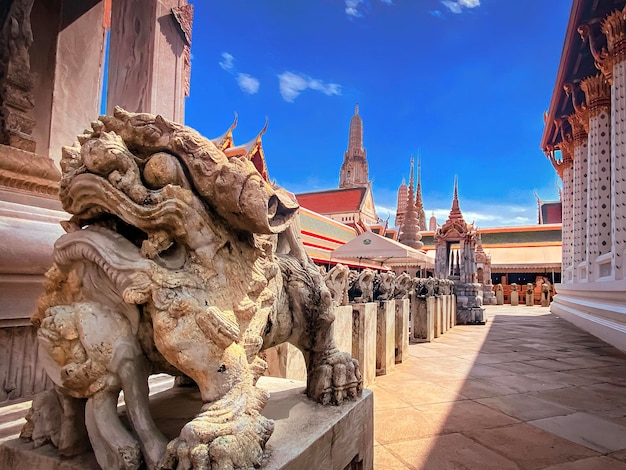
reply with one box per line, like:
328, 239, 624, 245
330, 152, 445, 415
373, 304, 626, 470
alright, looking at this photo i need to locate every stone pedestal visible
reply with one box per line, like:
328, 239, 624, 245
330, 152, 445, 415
455, 282, 486, 325
0, 377, 374, 470
394, 299, 409, 364
376, 301, 395, 376
264, 343, 307, 381
441, 296, 449, 333
510, 290, 519, 306
482, 283, 497, 305
332, 305, 354, 357
450, 295, 457, 327
436, 296, 444, 335
352, 303, 377, 387
430, 296, 440, 338
412, 297, 434, 342
495, 286, 504, 305
525, 284, 534, 306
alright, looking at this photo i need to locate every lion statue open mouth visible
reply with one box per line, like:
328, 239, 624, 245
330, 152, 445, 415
24, 108, 362, 470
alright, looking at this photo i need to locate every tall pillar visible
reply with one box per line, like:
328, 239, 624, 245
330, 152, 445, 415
106, 0, 191, 123
572, 111, 589, 282
553, 119, 574, 283
603, 10, 626, 281
580, 74, 611, 281
0, 0, 37, 152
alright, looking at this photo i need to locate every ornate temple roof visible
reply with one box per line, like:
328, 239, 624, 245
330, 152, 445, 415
436, 177, 473, 241
296, 187, 368, 214
212, 117, 270, 182
211, 113, 238, 151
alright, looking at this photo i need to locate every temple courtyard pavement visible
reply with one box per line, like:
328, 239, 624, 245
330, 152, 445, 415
373, 304, 626, 469
1, 305, 625, 469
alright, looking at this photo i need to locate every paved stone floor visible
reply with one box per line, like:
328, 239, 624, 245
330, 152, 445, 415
373, 304, 626, 469
1, 305, 625, 469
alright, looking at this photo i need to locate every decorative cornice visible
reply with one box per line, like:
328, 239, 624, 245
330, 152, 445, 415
544, 145, 570, 180
602, 8, 626, 62
0, 144, 60, 197
578, 22, 613, 82
580, 74, 611, 116
564, 82, 590, 134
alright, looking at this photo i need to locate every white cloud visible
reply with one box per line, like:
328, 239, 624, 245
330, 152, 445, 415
219, 52, 234, 71
441, 0, 480, 14
427, 203, 534, 228
345, 0, 393, 18
345, 0, 362, 17
278, 72, 341, 103
237, 73, 260, 94
219, 53, 260, 95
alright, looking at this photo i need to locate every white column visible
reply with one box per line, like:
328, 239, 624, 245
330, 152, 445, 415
604, 11, 626, 281
581, 74, 612, 281
612, 59, 626, 280
561, 162, 574, 282
572, 127, 589, 282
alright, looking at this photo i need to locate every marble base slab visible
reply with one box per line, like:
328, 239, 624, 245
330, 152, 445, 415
0, 377, 374, 470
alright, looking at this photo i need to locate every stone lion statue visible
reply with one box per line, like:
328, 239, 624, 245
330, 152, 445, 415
347, 269, 375, 303
24, 108, 362, 470
324, 263, 350, 306
393, 272, 412, 299
373, 271, 396, 301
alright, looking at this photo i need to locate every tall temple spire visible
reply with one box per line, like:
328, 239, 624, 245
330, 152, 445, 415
415, 149, 427, 232
339, 104, 369, 188
395, 177, 408, 229
445, 176, 465, 225
398, 156, 423, 249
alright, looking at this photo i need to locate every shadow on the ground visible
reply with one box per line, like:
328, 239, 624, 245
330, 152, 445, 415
373, 305, 626, 469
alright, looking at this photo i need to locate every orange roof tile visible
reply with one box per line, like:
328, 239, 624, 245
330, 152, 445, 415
296, 188, 366, 214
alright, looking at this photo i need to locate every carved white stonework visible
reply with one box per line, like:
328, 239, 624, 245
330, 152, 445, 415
573, 137, 589, 280
586, 107, 612, 276
612, 58, 626, 280
21, 108, 362, 470
562, 164, 574, 282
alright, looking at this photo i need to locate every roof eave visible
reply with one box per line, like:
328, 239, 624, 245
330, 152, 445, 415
540, 0, 585, 150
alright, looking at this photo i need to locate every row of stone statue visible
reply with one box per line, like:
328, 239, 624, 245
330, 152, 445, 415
493, 282, 552, 307
322, 264, 454, 306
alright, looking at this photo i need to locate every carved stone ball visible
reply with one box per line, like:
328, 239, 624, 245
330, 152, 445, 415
143, 152, 190, 190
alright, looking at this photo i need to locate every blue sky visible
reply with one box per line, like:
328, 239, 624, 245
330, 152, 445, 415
185, 0, 572, 229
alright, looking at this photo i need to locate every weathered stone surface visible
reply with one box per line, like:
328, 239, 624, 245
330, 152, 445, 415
1, 378, 374, 470
496, 284, 504, 305
394, 298, 409, 364
107, 0, 188, 123
352, 303, 377, 387
432, 296, 440, 338
324, 263, 349, 306
0, 0, 37, 152
23, 108, 362, 470
263, 343, 307, 381
348, 269, 375, 303
332, 305, 354, 358
376, 300, 395, 376
526, 283, 535, 306
510, 283, 519, 306
412, 296, 434, 342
